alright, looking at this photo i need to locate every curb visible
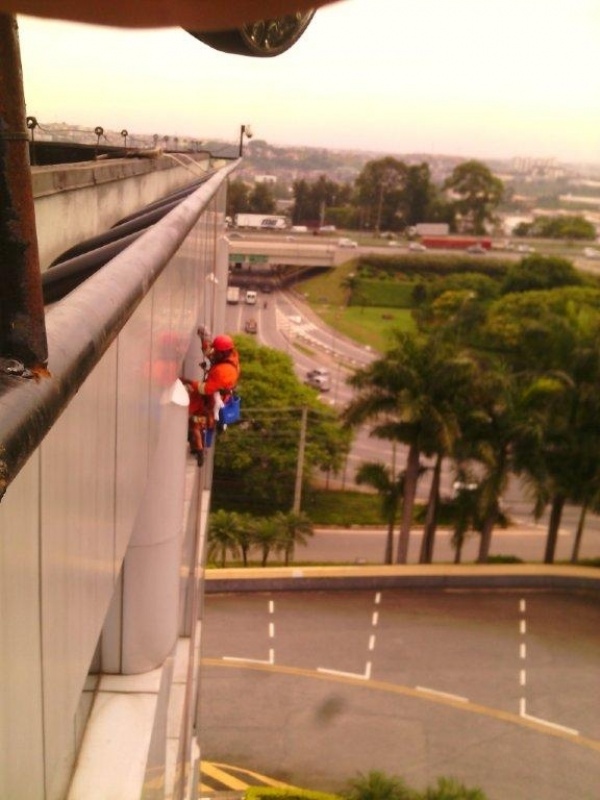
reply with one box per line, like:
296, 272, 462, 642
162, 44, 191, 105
204, 564, 600, 594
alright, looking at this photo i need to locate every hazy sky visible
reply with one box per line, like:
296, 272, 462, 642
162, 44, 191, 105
17, 0, 600, 163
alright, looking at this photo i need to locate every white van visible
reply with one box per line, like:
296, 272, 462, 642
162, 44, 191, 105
245, 290, 257, 305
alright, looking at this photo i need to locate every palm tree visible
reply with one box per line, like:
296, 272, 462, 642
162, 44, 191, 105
207, 510, 241, 567
273, 511, 314, 565
343, 331, 475, 563
252, 516, 281, 567
342, 770, 415, 800
355, 461, 404, 564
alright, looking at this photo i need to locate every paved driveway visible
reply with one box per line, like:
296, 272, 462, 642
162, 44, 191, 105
199, 589, 600, 800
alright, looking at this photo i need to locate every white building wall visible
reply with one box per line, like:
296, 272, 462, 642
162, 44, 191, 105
0, 171, 231, 799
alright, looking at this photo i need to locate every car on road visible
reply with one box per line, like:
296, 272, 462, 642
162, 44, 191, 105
408, 242, 427, 251
306, 367, 330, 379
338, 237, 358, 248
466, 244, 487, 254
305, 367, 331, 392
244, 318, 258, 334
583, 247, 600, 259
305, 374, 331, 391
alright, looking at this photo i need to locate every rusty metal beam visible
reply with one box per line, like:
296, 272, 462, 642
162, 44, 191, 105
0, 13, 47, 370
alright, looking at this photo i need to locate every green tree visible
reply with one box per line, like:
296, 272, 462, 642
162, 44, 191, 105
343, 770, 416, 800
292, 178, 312, 224
212, 337, 351, 516
273, 510, 314, 565
248, 181, 276, 214
443, 160, 504, 234
252, 516, 281, 566
501, 254, 583, 295
226, 178, 250, 217
530, 214, 596, 240
207, 509, 242, 567
343, 332, 474, 563
423, 777, 487, 800
400, 162, 436, 226
483, 287, 600, 561
291, 175, 352, 226
355, 461, 404, 564
355, 157, 407, 232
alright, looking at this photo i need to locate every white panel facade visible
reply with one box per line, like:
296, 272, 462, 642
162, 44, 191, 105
41, 344, 119, 799
0, 162, 231, 799
0, 454, 45, 799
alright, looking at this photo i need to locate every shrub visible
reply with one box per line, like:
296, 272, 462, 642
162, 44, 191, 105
422, 777, 487, 800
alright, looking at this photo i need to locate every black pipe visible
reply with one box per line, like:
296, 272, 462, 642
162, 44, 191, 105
42, 230, 144, 303
49, 170, 215, 266
113, 174, 213, 226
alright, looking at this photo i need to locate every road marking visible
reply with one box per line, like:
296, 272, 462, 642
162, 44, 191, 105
222, 598, 275, 665
317, 590, 382, 680
519, 596, 527, 718
201, 762, 248, 791
520, 712, 579, 737
317, 665, 370, 681
202, 761, 300, 792
203, 658, 600, 753
223, 652, 275, 665
416, 686, 469, 703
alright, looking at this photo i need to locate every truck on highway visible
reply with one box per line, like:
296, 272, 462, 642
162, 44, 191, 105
226, 286, 240, 304
234, 213, 287, 230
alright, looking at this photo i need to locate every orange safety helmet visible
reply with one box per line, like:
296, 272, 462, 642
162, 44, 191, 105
212, 334, 234, 352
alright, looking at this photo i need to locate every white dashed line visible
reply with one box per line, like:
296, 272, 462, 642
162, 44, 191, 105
222, 597, 276, 665
318, 591, 382, 680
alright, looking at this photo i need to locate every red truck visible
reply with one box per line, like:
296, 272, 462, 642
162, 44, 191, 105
421, 236, 492, 251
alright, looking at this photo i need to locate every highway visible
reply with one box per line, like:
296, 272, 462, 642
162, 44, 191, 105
226, 287, 600, 563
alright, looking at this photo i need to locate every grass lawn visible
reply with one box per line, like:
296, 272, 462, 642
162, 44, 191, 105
297, 261, 415, 352
318, 305, 415, 352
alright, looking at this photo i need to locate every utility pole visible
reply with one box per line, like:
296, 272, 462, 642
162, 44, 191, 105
0, 14, 48, 369
292, 406, 308, 513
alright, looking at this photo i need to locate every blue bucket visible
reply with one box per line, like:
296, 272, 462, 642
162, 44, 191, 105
219, 395, 241, 425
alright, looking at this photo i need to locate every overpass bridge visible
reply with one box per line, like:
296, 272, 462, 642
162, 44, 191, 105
226, 236, 341, 286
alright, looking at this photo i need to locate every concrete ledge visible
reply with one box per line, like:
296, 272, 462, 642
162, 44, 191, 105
31, 154, 213, 198
204, 564, 600, 593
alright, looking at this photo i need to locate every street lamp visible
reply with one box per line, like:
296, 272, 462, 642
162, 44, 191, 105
238, 124, 253, 156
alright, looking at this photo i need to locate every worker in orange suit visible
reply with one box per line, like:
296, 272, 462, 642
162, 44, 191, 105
184, 331, 240, 465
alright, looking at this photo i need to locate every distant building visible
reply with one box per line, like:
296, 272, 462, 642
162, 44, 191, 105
255, 174, 277, 184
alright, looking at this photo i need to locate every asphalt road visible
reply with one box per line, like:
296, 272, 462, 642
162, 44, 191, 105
298, 523, 599, 565
199, 588, 600, 800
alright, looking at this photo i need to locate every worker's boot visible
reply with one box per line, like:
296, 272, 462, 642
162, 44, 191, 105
189, 419, 204, 465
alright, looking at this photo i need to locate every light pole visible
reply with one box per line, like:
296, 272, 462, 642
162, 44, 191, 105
238, 123, 253, 156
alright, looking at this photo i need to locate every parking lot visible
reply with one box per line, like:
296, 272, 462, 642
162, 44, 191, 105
200, 588, 600, 800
